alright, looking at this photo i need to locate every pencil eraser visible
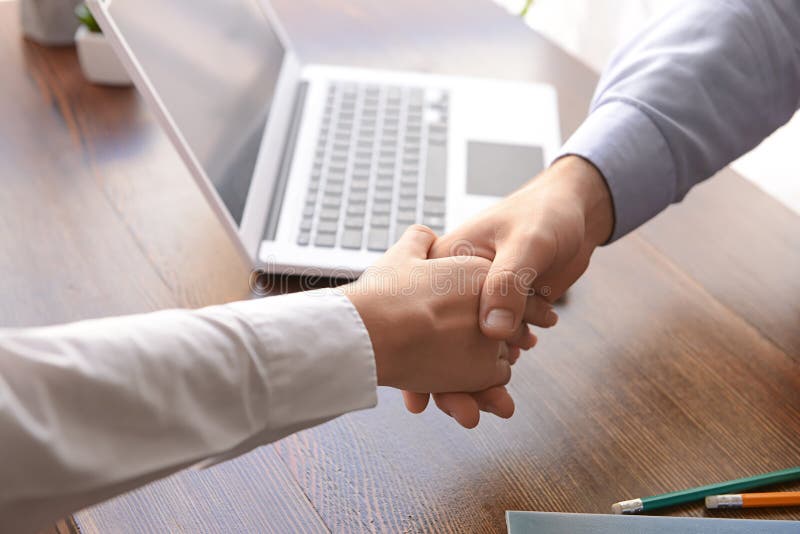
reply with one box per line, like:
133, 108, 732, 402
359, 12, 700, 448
611, 499, 643, 514
706, 495, 742, 509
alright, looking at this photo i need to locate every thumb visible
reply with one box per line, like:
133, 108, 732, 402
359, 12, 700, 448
385, 224, 437, 261
480, 234, 556, 339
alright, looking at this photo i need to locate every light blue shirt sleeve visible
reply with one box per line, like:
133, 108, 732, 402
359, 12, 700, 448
560, 0, 800, 241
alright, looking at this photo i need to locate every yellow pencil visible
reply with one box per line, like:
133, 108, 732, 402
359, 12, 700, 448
706, 492, 800, 509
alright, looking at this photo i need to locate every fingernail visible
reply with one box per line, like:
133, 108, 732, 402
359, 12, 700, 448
545, 310, 559, 327
485, 309, 515, 331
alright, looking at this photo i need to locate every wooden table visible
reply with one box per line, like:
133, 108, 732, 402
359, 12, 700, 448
2, 1, 799, 532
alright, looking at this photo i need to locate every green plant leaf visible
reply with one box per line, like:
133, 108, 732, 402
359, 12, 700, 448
75, 4, 102, 33
520, 0, 535, 17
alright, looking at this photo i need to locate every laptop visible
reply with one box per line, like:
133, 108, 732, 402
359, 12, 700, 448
88, 0, 561, 276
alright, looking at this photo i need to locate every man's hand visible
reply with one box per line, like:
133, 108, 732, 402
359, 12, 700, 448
343, 225, 536, 395
402, 156, 615, 427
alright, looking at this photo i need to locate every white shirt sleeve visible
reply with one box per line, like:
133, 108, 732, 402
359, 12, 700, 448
0, 288, 377, 533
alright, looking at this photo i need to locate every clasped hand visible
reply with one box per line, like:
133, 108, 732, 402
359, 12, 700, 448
345, 156, 614, 428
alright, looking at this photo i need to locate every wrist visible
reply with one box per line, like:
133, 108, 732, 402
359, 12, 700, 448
342, 287, 399, 388
542, 155, 614, 246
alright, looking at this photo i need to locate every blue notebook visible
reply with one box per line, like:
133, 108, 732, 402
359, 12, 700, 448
506, 511, 799, 533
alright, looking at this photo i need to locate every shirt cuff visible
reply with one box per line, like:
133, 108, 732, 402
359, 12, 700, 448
228, 288, 378, 431
559, 101, 678, 242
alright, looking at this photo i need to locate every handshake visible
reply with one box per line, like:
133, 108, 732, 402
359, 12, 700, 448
343, 156, 615, 427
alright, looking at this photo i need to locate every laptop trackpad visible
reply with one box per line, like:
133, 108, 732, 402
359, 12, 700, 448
466, 141, 545, 197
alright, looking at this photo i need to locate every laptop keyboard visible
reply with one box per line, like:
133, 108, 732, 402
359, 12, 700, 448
297, 81, 449, 252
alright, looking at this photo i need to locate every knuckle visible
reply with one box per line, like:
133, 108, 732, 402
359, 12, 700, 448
407, 224, 436, 238
463, 256, 492, 275
484, 268, 528, 300
447, 237, 479, 257
519, 227, 557, 250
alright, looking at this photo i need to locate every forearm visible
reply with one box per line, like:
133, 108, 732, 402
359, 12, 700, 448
0, 290, 376, 533
562, 0, 800, 240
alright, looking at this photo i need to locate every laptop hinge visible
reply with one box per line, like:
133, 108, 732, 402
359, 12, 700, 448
263, 81, 310, 241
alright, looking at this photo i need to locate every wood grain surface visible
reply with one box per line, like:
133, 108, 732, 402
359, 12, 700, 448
0, 0, 797, 532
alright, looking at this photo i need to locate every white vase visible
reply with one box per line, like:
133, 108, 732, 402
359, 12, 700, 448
20, 0, 82, 46
75, 25, 132, 86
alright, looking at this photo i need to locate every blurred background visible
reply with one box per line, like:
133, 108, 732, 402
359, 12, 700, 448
11, 0, 799, 214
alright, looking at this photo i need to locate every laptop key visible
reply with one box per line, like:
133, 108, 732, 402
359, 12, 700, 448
428, 127, 448, 146
341, 83, 357, 96
341, 230, 363, 250
318, 221, 338, 234
424, 144, 447, 198
423, 215, 445, 229
399, 198, 417, 211
347, 204, 366, 216
325, 183, 344, 195
321, 196, 342, 208
367, 228, 389, 251
297, 232, 311, 246
300, 219, 312, 232
345, 217, 365, 228
314, 232, 336, 248
399, 186, 417, 198
371, 215, 390, 228
320, 208, 340, 221
397, 210, 416, 223
349, 191, 367, 204
423, 199, 446, 215
374, 189, 392, 202
372, 202, 391, 214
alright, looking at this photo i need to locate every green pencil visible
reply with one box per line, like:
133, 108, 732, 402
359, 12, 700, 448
611, 466, 800, 514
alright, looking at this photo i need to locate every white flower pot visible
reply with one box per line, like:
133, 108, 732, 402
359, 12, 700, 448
20, 0, 82, 46
75, 25, 132, 86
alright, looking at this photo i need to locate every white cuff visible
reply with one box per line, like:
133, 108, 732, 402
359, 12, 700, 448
229, 288, 378, 431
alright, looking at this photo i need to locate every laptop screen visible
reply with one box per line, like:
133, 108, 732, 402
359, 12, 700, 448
106, 0, 286, 225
